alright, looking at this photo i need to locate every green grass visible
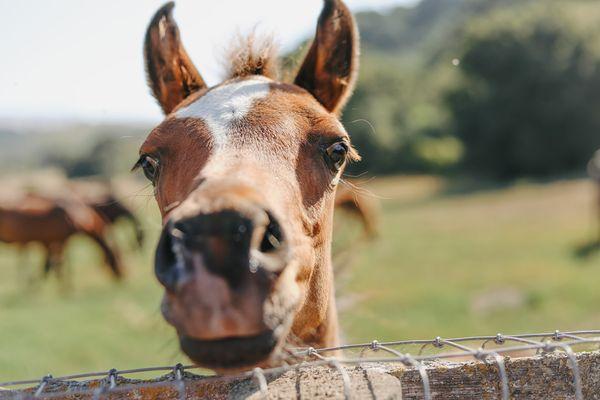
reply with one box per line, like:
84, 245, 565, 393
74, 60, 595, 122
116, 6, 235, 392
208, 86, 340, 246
2, 175, 600, 382
343, 176, 600, 340
0, 203, 174, 382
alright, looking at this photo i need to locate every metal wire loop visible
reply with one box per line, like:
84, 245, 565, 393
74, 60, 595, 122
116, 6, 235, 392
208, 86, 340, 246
33, 375, 52, 398
173, 363, 186, 400
328, 359, 352, 400
475, 349, 509, 400
107, 369, 117, 390
378, 345, 431, 400
359, 340, 380, 358
252, 367, 268, 398
418, 337, 441, 355
551, 342, 583, 400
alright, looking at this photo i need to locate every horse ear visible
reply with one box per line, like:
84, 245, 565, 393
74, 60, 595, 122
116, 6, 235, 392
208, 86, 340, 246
294, 0, 359, 115
144, 2, 207, 115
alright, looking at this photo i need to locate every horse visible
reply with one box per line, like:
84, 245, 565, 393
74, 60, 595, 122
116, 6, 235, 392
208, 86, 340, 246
0, 193, 124, 280
139, 0, 359, 371
588, 150, 600, 244
334, 182, 379, 239
69, 181, 145, 248
331, 183, 379, 281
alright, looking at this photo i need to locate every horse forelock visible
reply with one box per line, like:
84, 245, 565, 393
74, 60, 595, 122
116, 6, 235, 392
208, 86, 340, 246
223, 32, 280, 80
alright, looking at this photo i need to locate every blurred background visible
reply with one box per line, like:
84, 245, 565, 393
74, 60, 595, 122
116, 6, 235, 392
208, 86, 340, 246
2, 0, 600, 382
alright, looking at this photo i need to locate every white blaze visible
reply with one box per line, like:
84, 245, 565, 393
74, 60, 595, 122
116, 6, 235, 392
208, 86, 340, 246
175, 77, 271, 148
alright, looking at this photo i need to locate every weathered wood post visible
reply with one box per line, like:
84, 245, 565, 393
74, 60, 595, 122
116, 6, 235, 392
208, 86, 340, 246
3, 350, 600, 399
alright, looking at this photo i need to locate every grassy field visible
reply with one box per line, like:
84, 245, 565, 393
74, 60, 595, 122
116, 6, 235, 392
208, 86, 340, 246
1, 175, 600, 382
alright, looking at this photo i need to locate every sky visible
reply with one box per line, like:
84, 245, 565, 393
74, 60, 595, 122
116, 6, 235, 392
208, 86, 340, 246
0, 0, 414, 124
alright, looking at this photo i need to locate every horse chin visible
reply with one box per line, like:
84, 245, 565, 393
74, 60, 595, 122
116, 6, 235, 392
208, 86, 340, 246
179, 329, 283, 372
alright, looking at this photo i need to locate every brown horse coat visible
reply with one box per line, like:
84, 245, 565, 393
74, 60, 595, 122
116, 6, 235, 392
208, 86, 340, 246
0, 194, 123, 278
140, 0, 361, 371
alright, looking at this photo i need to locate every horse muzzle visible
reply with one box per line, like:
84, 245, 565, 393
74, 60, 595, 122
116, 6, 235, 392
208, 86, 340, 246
154, 185, 293, 369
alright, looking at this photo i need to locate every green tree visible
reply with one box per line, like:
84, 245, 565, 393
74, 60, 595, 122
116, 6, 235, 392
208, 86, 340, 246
447, 17, 600, 178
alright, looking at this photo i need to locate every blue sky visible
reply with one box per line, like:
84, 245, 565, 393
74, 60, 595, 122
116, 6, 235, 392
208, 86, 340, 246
0, 0, 414, 123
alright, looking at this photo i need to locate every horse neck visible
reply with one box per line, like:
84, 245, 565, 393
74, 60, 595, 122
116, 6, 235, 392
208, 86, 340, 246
290, 210, 339, 349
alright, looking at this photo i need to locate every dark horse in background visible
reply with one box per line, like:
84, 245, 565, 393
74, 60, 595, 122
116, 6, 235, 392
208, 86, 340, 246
574, 150, 600, 258
69, 181, 145, 249
0, 193, 124, 280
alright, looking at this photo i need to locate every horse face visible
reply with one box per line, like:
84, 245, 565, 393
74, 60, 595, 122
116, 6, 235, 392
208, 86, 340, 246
139, 0, 358, 371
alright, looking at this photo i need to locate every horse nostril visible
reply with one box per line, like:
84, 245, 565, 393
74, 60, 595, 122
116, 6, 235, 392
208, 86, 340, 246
156, 211, 283, 290
259, 213, 284, 253
155, 222, 189, 292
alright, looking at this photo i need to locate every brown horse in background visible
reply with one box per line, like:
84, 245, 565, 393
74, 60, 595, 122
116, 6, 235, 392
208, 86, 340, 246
69, 181, 145, 248
0, 194, 123, 279
334, 182, 379, 239
332, 182, 379, 279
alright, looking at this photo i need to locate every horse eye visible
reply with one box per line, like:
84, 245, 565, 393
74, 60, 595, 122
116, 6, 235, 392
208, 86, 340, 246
325, 142, 348, 171
140, 155, 160, 183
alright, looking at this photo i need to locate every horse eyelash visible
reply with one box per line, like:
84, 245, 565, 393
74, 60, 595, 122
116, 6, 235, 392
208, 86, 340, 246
346, 142, 361, 163
131, 157, 144, 172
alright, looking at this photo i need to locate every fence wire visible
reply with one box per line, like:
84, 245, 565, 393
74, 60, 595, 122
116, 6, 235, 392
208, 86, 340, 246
1, 329, 600, 399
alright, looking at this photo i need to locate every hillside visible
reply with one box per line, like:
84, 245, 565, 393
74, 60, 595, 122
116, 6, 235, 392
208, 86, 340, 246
343, 0, 600, 176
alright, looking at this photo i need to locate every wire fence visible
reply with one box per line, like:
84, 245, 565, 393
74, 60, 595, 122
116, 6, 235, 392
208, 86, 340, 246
1, 329, 600, 399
